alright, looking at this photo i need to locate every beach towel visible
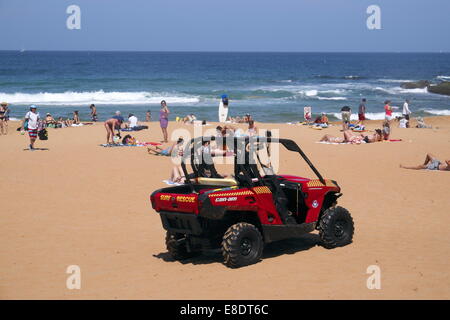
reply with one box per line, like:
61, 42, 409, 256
121, 125, 148, 131
100, 142, 161, 147
316, 141, 366, 145
162, 180, 183, 186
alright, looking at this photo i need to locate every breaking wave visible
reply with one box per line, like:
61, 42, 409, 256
0, 90, 200, 106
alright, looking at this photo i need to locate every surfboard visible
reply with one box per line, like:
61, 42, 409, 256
218, 100, 228, 122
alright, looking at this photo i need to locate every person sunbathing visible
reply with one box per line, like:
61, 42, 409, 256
147, 137, 184, 156
400, 154, 449, 171
45, 113, 57, 127
320, 129, 383, 144
182, 114, 197, 124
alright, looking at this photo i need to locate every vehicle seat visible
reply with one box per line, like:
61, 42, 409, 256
195, 177, 238, 187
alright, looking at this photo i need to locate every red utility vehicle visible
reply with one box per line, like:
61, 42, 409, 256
151, 134, 354, 268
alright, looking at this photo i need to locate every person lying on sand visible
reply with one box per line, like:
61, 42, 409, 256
320, 129, 383, 144
147, 137, 184, 156
400, 154, 449, 171
182, 114, 197, 124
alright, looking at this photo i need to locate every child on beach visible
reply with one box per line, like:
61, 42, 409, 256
340, 106, 351, 130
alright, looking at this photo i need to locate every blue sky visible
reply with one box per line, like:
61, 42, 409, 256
1, 0, 449, 52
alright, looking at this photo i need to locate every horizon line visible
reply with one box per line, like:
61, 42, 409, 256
1, 49, 449, 54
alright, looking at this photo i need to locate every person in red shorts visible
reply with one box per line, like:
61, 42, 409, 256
23, 105, 40, 151
358, 98, 366, 125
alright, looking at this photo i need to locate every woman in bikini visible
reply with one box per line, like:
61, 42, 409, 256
400, 154, 450, 171
320, 129, 383, 144
104, 117, 123, 144
0, 102, 6, 135
147, 137, 184, 156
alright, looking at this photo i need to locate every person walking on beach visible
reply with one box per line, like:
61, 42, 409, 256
0, 102, 8, 135
159, 100, 170, 143
402, 99, 412, 128
340, 105, 351, 130
146, 110, 151, 122
89, 104, 98, 122
104, 117, 123, 144
218, 94, 229, 123
358, 98, 366, 125
23, 105, 40, 150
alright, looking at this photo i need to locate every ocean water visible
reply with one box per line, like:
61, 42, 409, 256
1, 51, 449, 123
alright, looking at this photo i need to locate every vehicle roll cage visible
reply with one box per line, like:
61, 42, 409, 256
180, 134, 325, 186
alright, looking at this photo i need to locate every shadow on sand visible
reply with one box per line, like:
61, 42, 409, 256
23, 148, 49, 151
153, 233, 321, 266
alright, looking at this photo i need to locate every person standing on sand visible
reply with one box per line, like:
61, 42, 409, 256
23, 105, 40, 150
0, 102, 7, 135
402, 99, 412, 128
159, 100, 170, 143
104, 117, 123, 144
340, 105, 351, 130
89, 104, 98, 122
384, 100, 395, 122
358, 98, 366, 125
218, 94, 229, 123
146, 110, 151, 122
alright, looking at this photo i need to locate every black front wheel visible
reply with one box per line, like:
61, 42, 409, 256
318, 206, 354, 249
222, 222, 264, 268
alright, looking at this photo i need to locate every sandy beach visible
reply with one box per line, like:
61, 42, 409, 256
0, 116, 449, 300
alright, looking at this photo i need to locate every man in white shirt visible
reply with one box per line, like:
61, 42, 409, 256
23, 105, 40, 150
128, 113, 138, 128
402, 99, 412, 128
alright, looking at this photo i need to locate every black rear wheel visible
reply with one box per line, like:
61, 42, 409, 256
319, 206, 354, 249
165, 231, 195, 260
222, 222, 264, 268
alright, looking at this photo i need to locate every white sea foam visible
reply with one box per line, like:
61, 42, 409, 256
317, 97, 347, 101
0, 91, 200, 106
436, 75, 450, 81
423, 109, 450, 116
375, 86, 429, 94
332, 112, 402, 120
304, 89, 318, 97
378, 79, 415, 83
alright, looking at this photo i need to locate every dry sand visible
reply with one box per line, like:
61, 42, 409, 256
0, 116, 449, 299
